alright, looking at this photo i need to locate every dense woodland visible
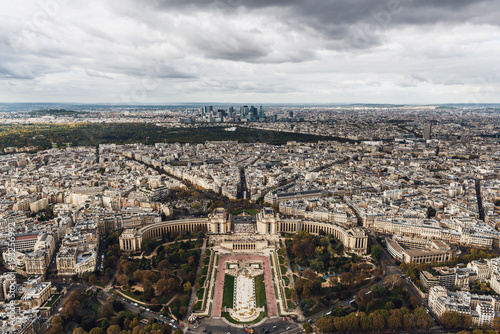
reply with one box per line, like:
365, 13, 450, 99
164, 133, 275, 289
0, 123, 356, 150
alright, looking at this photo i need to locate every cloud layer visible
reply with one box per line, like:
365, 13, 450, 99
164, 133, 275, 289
1, 0, 499, 104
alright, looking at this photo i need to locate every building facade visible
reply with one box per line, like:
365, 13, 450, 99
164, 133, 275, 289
119, 207, 368, 254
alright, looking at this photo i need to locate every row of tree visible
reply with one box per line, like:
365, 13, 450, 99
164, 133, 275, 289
439, 311, 500, 331
315, 307, 433, 333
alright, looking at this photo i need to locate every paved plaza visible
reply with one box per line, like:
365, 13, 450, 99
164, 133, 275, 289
212, 254, 278, 319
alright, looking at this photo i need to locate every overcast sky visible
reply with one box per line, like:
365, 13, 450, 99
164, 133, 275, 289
1, 0, 499, 104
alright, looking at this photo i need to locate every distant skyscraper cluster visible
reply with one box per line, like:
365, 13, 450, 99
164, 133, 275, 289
199, 105, 266, 123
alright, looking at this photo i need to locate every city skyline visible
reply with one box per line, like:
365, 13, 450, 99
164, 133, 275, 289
1, 0, 500, 104
0, 102, 498, 332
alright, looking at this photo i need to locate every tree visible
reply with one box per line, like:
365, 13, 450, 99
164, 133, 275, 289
340, 272, 355, 287
387, 315, 402, 330
356, 288, 372, 308
183, 282, 192, 293
303, 322, 312, 334
100, 318, 110, 332
118, 260, 134, 276
133, 270, 144, 283
371, 284, 388, 298
89, 328, 104, 334
179, 306, 188, 319
116, 274, 129, 286
112, 299, 124, 312
143, 270, 159, 284
371, 245, 382, 262
409, 295, 420, 309
97, 303, 114, 319
493, 317, 500, 331
344, 314, 359, 332
372, 313, 386, 331
130, 318, 140, 329
144, 286, 155, 302
463, 314, 473, 329
161, 323, 173, 334
334, 317, 347, 332
88, 274, 97, 285
106, 325, 121, 334
52, 316, 63, 325
158, 259, 169, 272
292, 236, 315, 261
403, 314, 416, 331
73, 327, 87, 334
157, 278, 169, 294
167, 278, 179, 293
335, 242, 344, 254
360, 316, 373, 331
316, 317, 333, 333
50, 323, 64, 334
440, 311, 468, 329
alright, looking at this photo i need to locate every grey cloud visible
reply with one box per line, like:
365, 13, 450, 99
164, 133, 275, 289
194, 37, 269, 62
105, 60, 198, 79
0, 64, 36, 79
85, 69, 113, 79
145, 0, 500, 53
0, 0, 499, 103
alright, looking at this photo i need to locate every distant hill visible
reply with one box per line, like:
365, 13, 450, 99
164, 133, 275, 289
28, 109, 86, 116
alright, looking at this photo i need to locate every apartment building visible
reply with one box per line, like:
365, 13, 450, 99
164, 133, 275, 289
429, 286, 498, 327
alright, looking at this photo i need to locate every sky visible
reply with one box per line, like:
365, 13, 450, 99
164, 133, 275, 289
1, 0, 500, 104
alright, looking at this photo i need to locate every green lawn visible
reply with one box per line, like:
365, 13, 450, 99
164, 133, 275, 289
255, 275, 267, 308
193, 301, 202, 311
283, 275, 290, 286
196, 288, 205, 300
200, 275, 207, 286
222, 275, 235, 308
287, 300, 295, 310
201, 266, 208, 275
231, 209, 260, 216
112, 288, 147, 304
285, 288, 292, 299
280, 265, 287, 275
43, 294, 61, 307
